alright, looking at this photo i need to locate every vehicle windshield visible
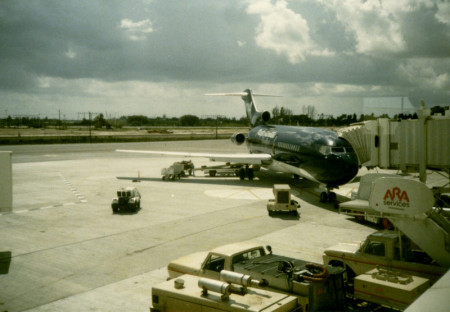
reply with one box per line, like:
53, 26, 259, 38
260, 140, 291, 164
231, 247, 266, 269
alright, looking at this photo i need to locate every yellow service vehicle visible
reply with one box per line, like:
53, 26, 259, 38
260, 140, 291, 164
267, 184, 300, 216
168, 242, 345, 311
150, 272, 302, 312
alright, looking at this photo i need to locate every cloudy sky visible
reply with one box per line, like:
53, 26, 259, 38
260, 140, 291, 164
1, 0, 449, 120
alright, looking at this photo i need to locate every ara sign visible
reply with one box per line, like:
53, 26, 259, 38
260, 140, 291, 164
369, 177, 433, 216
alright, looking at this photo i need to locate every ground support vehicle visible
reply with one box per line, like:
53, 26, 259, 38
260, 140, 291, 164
267, 184, 300, 216
328, 177, 450, 281
324, 177, 450, 309
150, 272, 302, 312
201, 163, 259, 180
161, 162, 185, 180
161, 160, 195, 180
353, 267, 430, 310
323, 230, 447, 287
167, 242, 345, 311
339, 173, 399, 229
179, 160, 195, 176
111, 187, 141, 213
340, 173, 450, 230
202, 166, 240, 177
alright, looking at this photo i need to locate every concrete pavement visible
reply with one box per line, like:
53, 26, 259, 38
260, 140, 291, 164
0, 140, 375, 311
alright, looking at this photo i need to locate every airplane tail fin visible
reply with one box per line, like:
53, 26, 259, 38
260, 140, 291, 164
206, 89, 280, 126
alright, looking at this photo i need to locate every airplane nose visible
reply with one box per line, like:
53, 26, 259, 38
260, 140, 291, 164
340, 156, 359, 182
327, 154, 359, 185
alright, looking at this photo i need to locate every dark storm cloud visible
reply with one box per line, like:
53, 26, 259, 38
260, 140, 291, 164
0, 0, 448, 118
0, 0, 125, 88
400, 3, 450, 57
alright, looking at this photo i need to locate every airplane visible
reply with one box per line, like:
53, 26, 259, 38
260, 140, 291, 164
117, 89, 359, 203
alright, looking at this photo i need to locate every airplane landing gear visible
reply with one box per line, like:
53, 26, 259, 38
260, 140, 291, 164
320, 189, 338, 208
239, 166, 254, 180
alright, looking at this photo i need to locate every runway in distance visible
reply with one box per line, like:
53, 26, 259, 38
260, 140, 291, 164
117, 89, 359, 202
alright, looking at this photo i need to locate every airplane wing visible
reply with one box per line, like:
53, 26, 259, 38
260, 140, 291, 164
116, 149, 272, 165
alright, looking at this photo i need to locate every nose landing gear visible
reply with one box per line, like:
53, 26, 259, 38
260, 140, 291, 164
320, 188, 338, 209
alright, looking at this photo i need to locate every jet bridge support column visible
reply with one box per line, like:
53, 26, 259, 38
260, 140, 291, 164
0, 151, 12, 213
417, 100, 430, 183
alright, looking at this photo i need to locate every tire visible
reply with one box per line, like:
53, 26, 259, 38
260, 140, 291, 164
247, 168, 254, 180
319, 192, 328, 203
239, 168, 246, 180
328, 192, 337, 201
209, 170, 216, 177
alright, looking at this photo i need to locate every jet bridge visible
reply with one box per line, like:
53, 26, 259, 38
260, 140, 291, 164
339, 103, 449, 185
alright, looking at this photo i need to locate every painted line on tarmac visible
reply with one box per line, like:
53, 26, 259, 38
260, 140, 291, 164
0, 201, 84, 217
59, 173, 88, 203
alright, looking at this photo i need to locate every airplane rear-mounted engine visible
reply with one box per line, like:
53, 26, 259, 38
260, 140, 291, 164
231, 133, 246, 145
261, 111, 271, 123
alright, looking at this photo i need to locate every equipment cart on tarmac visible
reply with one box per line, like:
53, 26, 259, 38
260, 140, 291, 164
111, 187, 141, 213
267, 184, 300, 216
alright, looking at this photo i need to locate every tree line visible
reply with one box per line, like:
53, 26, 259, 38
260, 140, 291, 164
2, 105, 447, 129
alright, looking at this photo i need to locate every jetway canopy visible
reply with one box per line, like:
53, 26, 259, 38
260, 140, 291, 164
339, 110, 450, 173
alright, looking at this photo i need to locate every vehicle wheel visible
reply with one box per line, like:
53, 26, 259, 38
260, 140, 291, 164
319, 192, 328, 203
328, 192, 337, 201
162, 176, 166, 181
355, 211, 364, 221
112, 206, 118, 214
345, 267, 356, 294
239, 168, 246, 180
247, 168, 254, 180
209, 170, 216, 177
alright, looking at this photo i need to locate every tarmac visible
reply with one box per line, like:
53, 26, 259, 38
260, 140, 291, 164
0, 140, 419, 311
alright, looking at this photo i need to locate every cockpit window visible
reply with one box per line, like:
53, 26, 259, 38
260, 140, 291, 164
319, 145, 352, 155
331, 147, 345, 153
